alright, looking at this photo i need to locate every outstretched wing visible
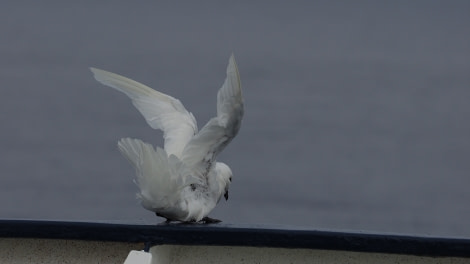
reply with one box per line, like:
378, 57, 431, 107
90, 68, 197, 157
181, 54, 243, 176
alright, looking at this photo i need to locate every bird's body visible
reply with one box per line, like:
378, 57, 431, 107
90, 55, 243, 222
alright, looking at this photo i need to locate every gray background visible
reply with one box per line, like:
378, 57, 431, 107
1, 1, 469, 238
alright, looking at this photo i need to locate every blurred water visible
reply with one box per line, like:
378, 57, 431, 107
1, 1, 469, 237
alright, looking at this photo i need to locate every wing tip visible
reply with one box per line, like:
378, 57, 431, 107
89, 67, 101, 75
226, 53, 241, 94
89, 67, 108, 82
227, 53, 239, 77
229, 53, 236, 67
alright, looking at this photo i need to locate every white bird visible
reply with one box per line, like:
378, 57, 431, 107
90, 55, 243, 223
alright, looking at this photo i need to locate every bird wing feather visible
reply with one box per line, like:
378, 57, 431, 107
90, 67, 197, 157
181, 54, 244, 177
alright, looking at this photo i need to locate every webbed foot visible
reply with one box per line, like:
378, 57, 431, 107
200, 217, 222, 224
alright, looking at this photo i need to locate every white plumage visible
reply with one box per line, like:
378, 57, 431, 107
90, 55, 243, 222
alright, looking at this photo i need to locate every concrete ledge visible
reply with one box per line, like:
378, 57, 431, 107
150, 245, 470, 264
1, 238, 468, 264
0, 238, 141, 264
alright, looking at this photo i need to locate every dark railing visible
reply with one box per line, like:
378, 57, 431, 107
0, 220, 469, 258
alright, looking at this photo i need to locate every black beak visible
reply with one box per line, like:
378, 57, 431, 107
224, 191, 229, 201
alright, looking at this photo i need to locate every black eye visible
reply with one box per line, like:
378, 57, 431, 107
229, 177, 232, 182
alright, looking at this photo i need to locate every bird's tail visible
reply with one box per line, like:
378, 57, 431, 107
117, 138, 186, 210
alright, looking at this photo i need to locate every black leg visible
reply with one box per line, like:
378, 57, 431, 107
200, 217, 222, 223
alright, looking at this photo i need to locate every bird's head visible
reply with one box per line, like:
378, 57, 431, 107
214, 162, 232, 201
